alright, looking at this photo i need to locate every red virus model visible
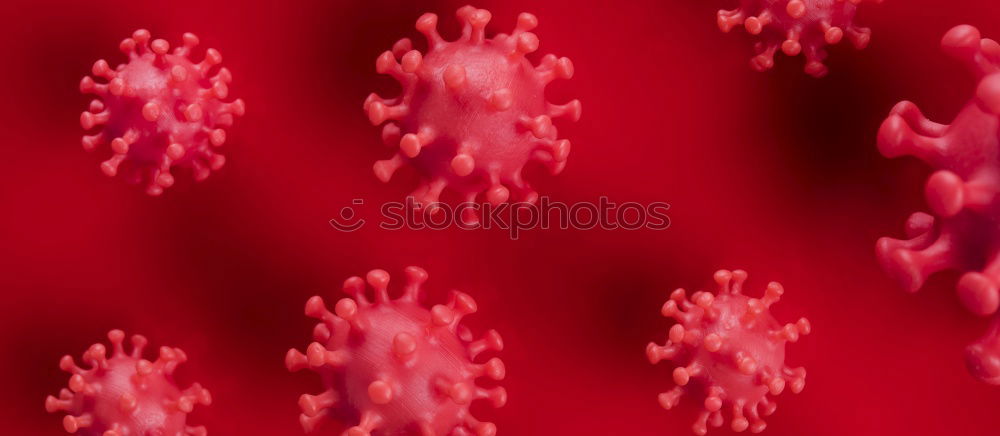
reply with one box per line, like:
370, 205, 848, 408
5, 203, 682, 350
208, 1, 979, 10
363, 6, 581, 221
876, 24, 1000, 385
44, 329, 212, 435
646, 270, 811, 434
80, 29, 246, 195
285, 267, 507, 434
716, 0, 880, 77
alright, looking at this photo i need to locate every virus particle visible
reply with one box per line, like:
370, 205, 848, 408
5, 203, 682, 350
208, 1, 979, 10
285, 267, 507, 434
44, 329, 212, 435
363, 6, 581, 221
80, 29, 246, 195
876, 24, 1000, 384
646, 270, 811, 434
716, 0, 881, 77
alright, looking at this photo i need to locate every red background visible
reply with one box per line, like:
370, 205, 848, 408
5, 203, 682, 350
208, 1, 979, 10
1, 0, 998, 434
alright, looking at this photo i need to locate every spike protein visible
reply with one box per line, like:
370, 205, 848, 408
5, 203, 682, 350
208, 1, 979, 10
80, 29, 246, 195
44, 329, 212, 436
717, 0, 881, 77
363, 5, 582, 223
646, 270, 810, 435
285, 267, 507, 434
876, 25, 1000, 384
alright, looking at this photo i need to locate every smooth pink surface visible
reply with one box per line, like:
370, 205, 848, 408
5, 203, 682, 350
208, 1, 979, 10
1, 0, 1000, 435
875, 24, 1000, 385
285, 267, 505, 435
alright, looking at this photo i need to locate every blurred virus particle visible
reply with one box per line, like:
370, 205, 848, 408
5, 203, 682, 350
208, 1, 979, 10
285, 267, 507, 434
44, 329, 212, 435
717, 0, 880, 77
646, 270, 811, 434
80, 29, 246, 196
363, 5, 582, 223
876, 24, 1000, 384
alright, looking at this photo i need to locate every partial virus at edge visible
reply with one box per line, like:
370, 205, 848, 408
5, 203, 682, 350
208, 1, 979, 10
646, 270, 810, 434
876, 24, 1000, 384
364, 5, 581, 223
717, 0, 882, 77
44, 329, 212, 435
286, 266, 506, 434
80, 29, 246, 195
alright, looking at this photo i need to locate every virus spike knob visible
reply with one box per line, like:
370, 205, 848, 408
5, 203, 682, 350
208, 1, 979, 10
80, 29, 246, 195
876, 24, 1000, 384
44, 329, 211, 435
286, 266, 507, 434
364, 6, 581, 223
717, 0, 881, 77
646, 270, 810, 434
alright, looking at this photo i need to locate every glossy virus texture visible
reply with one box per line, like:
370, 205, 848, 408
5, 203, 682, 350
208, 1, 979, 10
285, 267, 507, 434
646, 270, 811, 434
44, 329, 212, 436
80, 29, 246, 195
717, 0, 880, 77
363, 6, 582, 220
876, 24, 1000, 384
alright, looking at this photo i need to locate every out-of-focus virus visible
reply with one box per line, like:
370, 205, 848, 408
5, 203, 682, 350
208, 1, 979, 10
364, 5, 581, 222
876, 24, 1000, 384
44, 329, 212, 435
646, 270, 810, 434
717, 0, 881, 77
80, 29, 246, 195
286, 267, 507, 434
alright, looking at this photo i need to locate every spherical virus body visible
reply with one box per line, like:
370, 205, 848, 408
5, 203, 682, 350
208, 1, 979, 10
646, 270, 810, 435
80, 29, 246, 195
363, 6, 581, 221
44, 329, 212, 436
876, 24, 1000, 384
717, 0, 881, 77
285, 267, 507, 435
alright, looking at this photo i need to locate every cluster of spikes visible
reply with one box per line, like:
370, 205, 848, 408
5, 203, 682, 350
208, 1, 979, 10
876, 24, 1000, 384
364, 6, 581, 222
717, 0, 881, 77
285, 267, 507, 435
646, 270, 810, 435
80, 29, 246, 195
44, 329, 212, 435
